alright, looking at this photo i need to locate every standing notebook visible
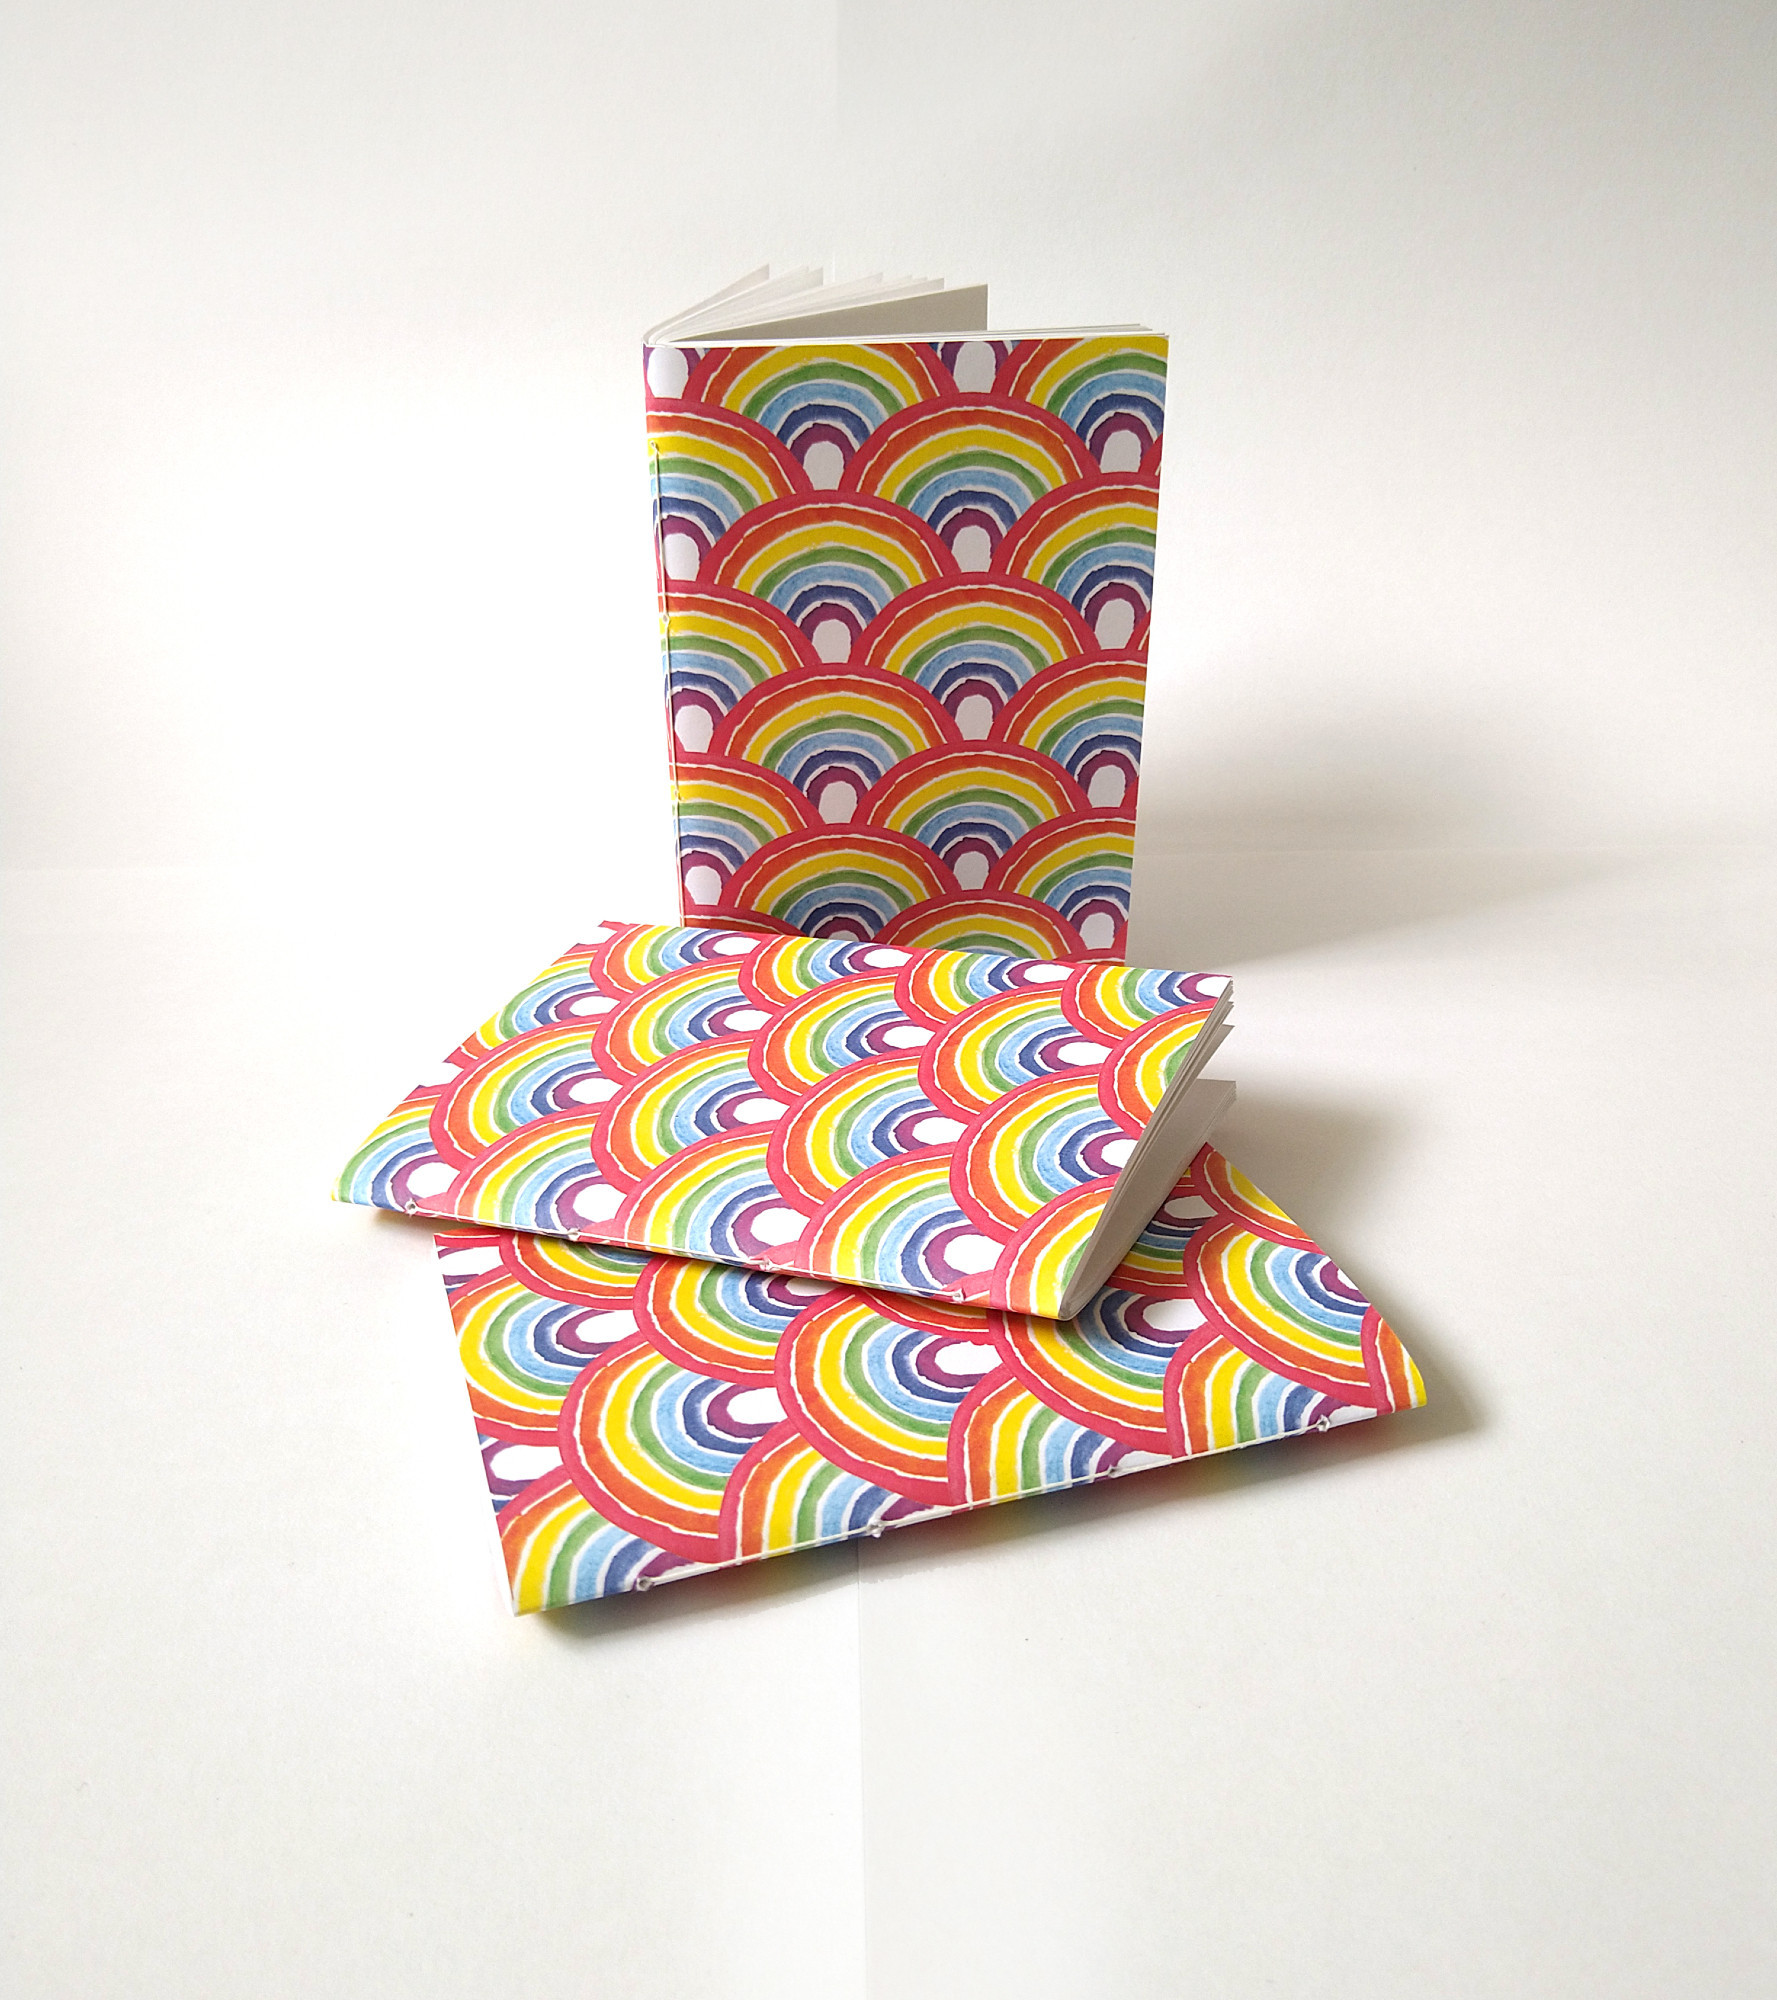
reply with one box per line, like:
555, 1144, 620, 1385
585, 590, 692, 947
644, 268, 1165, 960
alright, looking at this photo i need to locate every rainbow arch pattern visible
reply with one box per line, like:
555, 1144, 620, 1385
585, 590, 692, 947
434, 1143, 1425, 1610
334, 921, 1230, 1319
647, 333, 1167, 959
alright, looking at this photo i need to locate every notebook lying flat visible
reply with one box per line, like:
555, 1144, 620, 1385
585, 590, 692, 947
644, 266, 1166, 961
336, 920, 1232, 1321
431, 1143, 1426, 1611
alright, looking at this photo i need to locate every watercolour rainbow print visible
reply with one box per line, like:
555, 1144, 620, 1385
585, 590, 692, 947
646, 335, 1166, 961
335, 921, 1228, 1321
436, 1143, 1426, 1609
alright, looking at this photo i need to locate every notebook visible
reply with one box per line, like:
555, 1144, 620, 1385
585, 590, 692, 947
335, 920, 1233, 1322
434, 1142, 1427, 1610
644, 267, 1167, 962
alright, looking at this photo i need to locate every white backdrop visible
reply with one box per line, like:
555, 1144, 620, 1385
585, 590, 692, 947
5, 5, 1775, 1996
10, 0, 1774, 880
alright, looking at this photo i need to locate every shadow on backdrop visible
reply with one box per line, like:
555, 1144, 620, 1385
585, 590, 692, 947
1129, 682, 1640, 966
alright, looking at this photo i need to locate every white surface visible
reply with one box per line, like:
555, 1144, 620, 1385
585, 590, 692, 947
869, 847, 1777, 1997
5, 3, 1776, 1996
2, 870, 869, 2000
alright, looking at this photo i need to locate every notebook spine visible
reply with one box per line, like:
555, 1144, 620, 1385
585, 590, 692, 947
643, 362, 686, 924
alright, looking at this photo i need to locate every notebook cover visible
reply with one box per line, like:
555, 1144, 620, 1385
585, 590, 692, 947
644, 334, 1166, 959
335, 920, 1229, 1319
435, 1144, 1426, 1610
